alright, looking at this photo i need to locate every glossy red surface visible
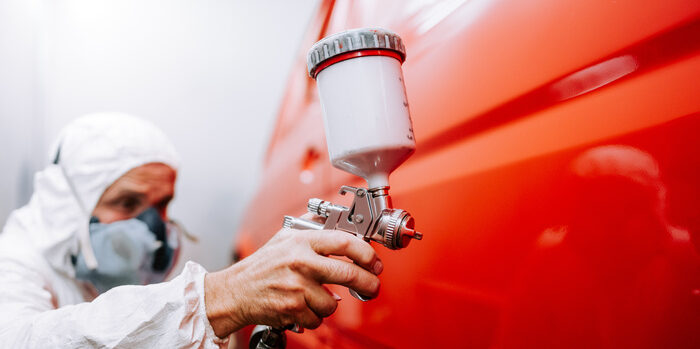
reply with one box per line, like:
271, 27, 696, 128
236, 0, 700, 347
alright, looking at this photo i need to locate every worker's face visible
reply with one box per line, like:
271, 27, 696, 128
92, 163, 176, 223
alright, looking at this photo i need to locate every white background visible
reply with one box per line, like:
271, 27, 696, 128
0, 0, 319, 271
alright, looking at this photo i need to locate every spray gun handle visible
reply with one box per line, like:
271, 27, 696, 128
250, 324, 304, 349
250, 325, 285, 349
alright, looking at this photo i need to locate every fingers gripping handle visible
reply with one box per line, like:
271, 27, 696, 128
282, 215, 372, 302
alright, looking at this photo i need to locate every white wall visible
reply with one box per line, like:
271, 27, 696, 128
0, 0, 44, 224
0, 0, 319, 271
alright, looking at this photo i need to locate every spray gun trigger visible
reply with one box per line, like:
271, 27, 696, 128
349, 288, 372, 302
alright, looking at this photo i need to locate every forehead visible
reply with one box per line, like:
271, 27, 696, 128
104, 163, 176, 198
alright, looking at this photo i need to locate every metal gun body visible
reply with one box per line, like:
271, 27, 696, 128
283, 186, 421, 250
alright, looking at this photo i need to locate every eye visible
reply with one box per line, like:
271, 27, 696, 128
118, 197, 143, 213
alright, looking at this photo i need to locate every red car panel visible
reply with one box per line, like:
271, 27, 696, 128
236, 0, 700, 347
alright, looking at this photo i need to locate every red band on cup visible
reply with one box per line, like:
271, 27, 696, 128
311, 49, 404, 78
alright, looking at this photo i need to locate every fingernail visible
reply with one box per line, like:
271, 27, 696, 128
332, 292, 342, 301
373, 260, 383, 275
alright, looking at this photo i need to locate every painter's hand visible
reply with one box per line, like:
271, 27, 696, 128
204, 227, 382, 337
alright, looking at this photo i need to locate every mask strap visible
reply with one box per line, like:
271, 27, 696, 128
56, 145, 99, 270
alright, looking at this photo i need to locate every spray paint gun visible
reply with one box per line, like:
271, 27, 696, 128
251, 28, 422, 349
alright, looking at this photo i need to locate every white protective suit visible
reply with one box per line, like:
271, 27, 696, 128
0, 114, 226, 348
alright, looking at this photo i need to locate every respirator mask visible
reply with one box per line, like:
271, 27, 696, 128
74, 207, 182, 293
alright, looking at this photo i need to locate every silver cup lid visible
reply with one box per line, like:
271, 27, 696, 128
306, 27, 406, 78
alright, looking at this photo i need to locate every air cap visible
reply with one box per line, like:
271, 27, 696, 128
306, 27, 406, 78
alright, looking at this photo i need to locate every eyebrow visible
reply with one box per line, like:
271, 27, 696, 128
108, 189, 147, 202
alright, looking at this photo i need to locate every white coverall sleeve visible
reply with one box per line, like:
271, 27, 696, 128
0, 261, 227, 348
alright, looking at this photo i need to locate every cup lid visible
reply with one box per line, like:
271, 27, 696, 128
306, 28, 406, 78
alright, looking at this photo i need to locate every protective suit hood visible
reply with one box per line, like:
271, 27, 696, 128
1, 113, 180, 277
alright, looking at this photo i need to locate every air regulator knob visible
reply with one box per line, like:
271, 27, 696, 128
307, 198, 329, 217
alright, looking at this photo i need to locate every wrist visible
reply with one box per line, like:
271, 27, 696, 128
204, 270, 246, 337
